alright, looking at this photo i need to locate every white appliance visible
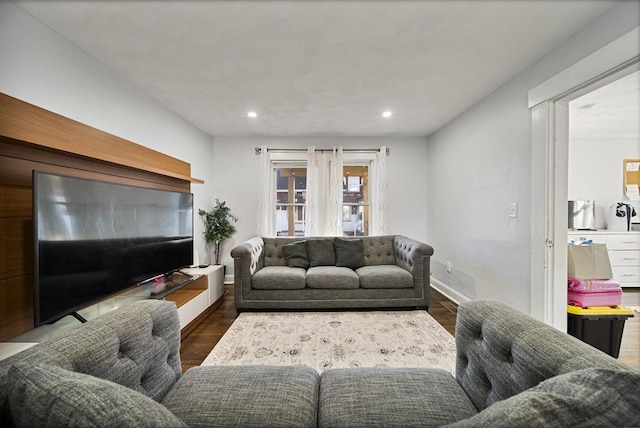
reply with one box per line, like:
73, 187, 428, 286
568, 200, 596, 230
608, 202, 638, 231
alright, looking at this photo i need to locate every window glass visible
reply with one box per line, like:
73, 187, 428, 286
275, 166, 306, 236
342, 165, 369, 236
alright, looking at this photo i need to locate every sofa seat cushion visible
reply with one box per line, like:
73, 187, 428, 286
356, 265, 413, 289
319, 368, 477, 428
252, 266, 307, 290
306, 266, 360, 289
162, 365, 319, 428
444, 368, 640, 428
7, 362, 187, 428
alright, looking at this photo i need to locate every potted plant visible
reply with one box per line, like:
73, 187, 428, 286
198, 199, 237, 265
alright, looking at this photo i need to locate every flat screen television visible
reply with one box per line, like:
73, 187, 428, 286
33, 171, 194, 326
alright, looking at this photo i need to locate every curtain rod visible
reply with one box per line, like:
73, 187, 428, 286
254, 147, 390, 155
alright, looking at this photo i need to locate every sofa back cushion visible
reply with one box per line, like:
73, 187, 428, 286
335, 238, 365, 269
263, 237, 304, 266
282, 240, 310, 269
455, 300, 632, 411
263, 236, 398, 268
362, 236, 396, 266
8, 362, 187, 428
307, 239, 337, 267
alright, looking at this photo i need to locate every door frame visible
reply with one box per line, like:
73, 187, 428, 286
528, 27, 640, 330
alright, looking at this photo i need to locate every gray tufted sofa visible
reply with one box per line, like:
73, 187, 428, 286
231, 235, 434, 311
0, 299, 638, 427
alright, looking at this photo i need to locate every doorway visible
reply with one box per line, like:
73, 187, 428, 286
568, 71, 640, 230
529, 27, 639, 330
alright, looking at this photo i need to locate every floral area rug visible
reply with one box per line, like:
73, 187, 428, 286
201, 310, 456, 374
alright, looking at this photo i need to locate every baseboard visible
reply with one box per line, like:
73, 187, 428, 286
430, 278, 472, 305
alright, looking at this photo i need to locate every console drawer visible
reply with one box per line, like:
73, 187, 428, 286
611, 266, 640, 284
608, 250, 640, 266
606, 233, 640, 250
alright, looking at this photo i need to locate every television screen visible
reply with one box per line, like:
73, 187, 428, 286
33, 171, 193, 326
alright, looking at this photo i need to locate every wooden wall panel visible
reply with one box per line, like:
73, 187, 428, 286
1, 139, 191, 193
0, 218, 32, 280
0, 93, 202, 183
0, 276, 34, 339
0, 184, 31, 218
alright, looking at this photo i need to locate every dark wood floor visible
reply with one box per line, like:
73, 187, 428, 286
179, 286, 639, 372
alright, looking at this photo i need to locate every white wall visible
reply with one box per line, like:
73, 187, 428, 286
0, 0, 215, 262
426, 1, 640, 313
212, 136, 428, 269
568, 137, 640, 229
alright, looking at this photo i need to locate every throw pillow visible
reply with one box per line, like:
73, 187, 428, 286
7, 362, 187, 428
307, 239, 336, 267
444, 368, 640, 428
282, 240, 309, 269
334, 238, 365, 269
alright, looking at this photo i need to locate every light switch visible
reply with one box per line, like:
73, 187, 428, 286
509, 202, 518, 218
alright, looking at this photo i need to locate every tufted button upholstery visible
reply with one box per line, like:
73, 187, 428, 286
263, 237, 306, 267
454, 300, 631, 412
363, 236, 396, 265
0, 300, 182, 410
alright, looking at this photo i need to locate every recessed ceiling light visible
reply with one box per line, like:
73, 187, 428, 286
382, 111, 392, 118
247, 111, 257, 118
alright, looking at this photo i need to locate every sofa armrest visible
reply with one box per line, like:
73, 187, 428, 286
231, 237, 264, 277
393, 235, 434, 287
454, 300, 632, 412
0, 299, 182, 424
231, 238, 264, 307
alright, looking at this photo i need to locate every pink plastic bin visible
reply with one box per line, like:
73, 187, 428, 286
567, 278, 622, 308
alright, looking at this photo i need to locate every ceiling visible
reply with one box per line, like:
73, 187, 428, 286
570, 70, 640, 139
14, 0, 621, 137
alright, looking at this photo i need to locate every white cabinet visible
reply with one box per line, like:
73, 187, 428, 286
182, 265, 225, 306
174, 287, 209, 329
606, 232, 640, 287
568, 230, 640, 288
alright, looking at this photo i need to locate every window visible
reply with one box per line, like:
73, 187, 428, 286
342, 165, 369, 236
258, 147, 387, 237
275, 165, 307, 236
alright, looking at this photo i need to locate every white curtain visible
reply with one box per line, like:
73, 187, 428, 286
305, 146, 320, 236
326, 146, 344, 236
370, 146, 389, 235
256, 145, 273, 236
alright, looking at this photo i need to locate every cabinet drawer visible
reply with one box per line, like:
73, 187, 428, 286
612, 266, 640, 284
567, 233, 606, 244
608, 250, 640, 266
606, 233, 640, 250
